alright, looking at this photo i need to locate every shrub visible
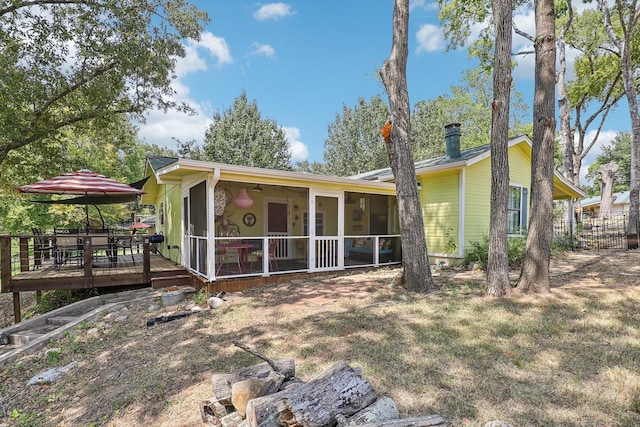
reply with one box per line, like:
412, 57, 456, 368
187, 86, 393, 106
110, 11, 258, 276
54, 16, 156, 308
464, 234, 527, 271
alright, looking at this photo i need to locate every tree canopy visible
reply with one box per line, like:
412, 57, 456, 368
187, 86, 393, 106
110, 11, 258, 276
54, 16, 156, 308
322, 95, 390, 176
203, 91, 292, 170
0, 0, 208, 163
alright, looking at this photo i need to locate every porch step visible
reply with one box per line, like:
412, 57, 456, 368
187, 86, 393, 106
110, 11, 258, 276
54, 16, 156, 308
47, 315, 80, 326
10, 324, 59, 345
151, 274, 191, 289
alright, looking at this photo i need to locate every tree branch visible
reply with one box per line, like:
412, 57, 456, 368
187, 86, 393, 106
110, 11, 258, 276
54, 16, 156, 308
0, 0, 94, 16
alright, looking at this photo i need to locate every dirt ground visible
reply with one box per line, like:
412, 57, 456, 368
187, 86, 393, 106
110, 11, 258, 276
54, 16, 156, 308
0, 249, 637, 426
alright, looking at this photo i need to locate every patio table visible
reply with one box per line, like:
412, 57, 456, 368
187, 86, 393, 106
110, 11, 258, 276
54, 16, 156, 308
216, 242, 256, 275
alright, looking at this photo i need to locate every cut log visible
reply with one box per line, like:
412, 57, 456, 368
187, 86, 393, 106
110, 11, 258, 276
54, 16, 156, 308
355, 414, 446, 427
220, 411, 246, 427
232, 371, 285, 417
201, 398, 229, 425
246, 360, 377, 427
342, 397, 399, 426
212, 357, 295, 405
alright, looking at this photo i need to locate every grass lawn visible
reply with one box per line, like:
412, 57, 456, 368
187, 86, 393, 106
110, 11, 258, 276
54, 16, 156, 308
1, 250, 639, 426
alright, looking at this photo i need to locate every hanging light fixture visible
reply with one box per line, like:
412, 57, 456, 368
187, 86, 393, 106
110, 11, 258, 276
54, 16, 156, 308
253, 184, 263, 192
234, 188, 253, 208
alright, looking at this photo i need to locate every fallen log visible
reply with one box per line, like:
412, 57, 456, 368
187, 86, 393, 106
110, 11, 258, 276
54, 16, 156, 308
246, 360, 377, 427
212, 358, 295, 405
341, 396, 399, 426
355, 414, 447, 427
232, 371, 285, 417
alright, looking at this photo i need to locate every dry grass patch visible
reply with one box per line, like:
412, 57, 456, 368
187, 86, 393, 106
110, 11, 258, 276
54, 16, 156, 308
0, 253, 639, 426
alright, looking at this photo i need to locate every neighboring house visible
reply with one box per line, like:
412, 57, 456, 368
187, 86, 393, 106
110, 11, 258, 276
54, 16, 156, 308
141, 125, 585, 282
141, 157, 401, 282
581, 191, 630, 219
353, 124, 586, 262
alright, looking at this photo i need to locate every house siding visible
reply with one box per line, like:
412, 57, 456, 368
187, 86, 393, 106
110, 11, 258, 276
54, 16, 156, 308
464, 159, 492, 248
419, 170, 460, 254
464, 144, 532, 248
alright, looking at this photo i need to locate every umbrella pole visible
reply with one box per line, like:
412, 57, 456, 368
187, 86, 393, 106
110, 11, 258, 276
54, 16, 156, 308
93, 204, 105, 230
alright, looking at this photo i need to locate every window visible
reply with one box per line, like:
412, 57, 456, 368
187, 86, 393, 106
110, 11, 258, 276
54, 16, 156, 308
508, 185, 528, 235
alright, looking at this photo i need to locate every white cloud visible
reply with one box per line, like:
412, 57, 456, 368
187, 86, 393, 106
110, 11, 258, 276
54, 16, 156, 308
254, 3, 295, 21
283, 126, 309, 162
251, 42, 276, 59
198, 32, 233, 67
409, 0, 438, 11
176, 32, 232, 77
416, 24, 444, 53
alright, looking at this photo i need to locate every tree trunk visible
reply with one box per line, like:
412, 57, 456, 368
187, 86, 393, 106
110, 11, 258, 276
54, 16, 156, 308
245, 361, 377, 427
517, 0, 556, 293
486, 0, 513, 297
379, 0, 434, 292
598, 0, 640, 248
598, 162, 619, 219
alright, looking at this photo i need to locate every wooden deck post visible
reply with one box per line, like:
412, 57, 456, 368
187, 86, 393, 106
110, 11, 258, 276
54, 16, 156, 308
143, 238, 151, 283
13, 292, 20, 323
0, 235, 11, 293
82, 237, 93, 288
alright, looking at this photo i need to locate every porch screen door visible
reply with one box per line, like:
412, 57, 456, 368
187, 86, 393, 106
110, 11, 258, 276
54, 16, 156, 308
312, 194, 343, 270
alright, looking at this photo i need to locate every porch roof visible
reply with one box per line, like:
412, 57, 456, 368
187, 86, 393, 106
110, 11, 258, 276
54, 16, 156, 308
141, 157, 397, 204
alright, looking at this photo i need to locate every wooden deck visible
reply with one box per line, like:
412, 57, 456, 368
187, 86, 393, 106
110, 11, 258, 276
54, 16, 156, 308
8, 253, 189, 292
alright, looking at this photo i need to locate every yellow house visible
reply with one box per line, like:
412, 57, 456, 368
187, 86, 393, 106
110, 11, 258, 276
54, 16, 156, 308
354, 124, 586, 262
141, 157, 401, 282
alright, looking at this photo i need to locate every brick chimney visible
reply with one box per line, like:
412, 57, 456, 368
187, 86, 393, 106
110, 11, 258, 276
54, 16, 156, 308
445, 123, 461, 159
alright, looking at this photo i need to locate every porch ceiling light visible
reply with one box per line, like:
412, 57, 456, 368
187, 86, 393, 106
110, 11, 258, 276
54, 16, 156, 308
234, 188, 254, 208
253, 184, 263, 192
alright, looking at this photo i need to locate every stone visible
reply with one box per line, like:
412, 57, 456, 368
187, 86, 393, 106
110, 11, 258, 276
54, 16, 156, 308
27, 361, 77, 385
484, 422, 515, 427
208, 297, 225, 309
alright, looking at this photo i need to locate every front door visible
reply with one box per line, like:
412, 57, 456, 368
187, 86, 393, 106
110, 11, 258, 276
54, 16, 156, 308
267, 200, 289, 259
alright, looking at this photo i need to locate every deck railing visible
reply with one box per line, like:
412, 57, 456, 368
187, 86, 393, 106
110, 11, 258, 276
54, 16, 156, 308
0, 234, 154, 293
184, 233, 402, 280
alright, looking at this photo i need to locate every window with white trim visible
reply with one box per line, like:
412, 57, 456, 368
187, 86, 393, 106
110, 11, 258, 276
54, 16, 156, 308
508, 185, 528, 235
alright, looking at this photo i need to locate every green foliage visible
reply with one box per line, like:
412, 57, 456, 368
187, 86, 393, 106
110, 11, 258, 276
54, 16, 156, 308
9, 409, 41, 427
464, 234, 527, 270
0, 0, 208, 163
411, 68, 529, 161
203, 91, 292, 170
23, 290, 94, 319
323, 95, 390, 176
193, 288, 209, 305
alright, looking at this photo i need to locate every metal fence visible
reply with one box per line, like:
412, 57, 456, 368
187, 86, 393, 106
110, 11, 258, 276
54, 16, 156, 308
553, 215, 629, 250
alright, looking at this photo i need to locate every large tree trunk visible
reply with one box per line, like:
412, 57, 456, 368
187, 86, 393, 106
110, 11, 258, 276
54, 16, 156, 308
598, 0, 640, 249
517, 0, 556, 293
599, 162, 619, 219
486, 0, 513, 297
379, 0, 434, 292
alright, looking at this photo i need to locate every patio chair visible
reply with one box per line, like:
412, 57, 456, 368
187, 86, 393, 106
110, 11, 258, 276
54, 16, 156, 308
53, 233, 82, 270
344, 239, 353, 261
32, 228, 53, 269
250, 239, 279, 272
90, 234, 116, 267
115, 233, 136, 265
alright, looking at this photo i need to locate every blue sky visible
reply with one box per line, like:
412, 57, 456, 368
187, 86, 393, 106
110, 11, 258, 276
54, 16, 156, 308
137, 0, 630, 180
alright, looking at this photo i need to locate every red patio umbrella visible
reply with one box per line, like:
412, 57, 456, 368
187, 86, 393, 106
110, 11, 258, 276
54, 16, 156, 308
17, 169, 145, 196
17, 169, 145, 231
